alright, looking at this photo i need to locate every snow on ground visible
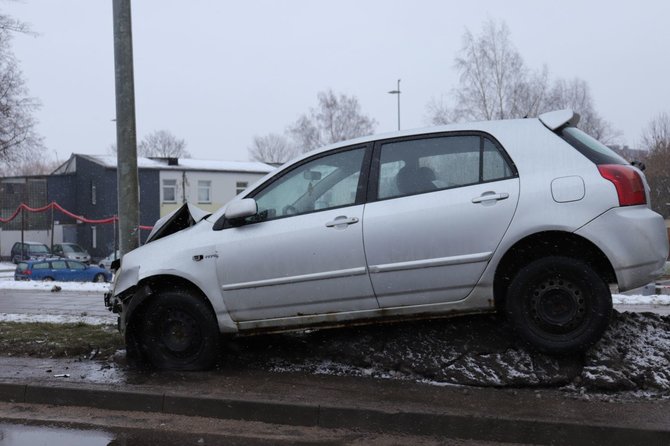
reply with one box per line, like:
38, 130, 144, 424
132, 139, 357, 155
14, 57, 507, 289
0, 313, 114, 325
224, 310, 670, 396
0, 279, 110, 293
612, 294, 670, 305
0, 261, 111, 292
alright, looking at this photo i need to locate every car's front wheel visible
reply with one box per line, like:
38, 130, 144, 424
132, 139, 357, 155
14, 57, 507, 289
93, 273, 106, 283
505, 256, 612, 354
139, 290, 220, 370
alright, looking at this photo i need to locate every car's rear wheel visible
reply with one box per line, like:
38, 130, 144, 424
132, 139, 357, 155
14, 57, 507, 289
505, 256, 612, 354
139, 290, 220, 370
93, 273, 106, 283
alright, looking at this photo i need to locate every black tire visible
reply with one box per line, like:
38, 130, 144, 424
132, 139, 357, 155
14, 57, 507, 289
139, 290, 220, 370
505, 256, 612, 354
93, 273, 106, 283
42, 276, 54, 282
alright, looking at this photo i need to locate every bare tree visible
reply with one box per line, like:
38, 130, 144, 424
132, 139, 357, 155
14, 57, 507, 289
429, 19, 619, 143
136, 130, 189, 158
248, 133, 297, 164
449, 20, 549, 122
288, 89, 377, 153
0, 12, 43, 167
0, 156, 60, 176
640, 112, 670, 217
546, 78, 619, 143
248, 89, 377, 161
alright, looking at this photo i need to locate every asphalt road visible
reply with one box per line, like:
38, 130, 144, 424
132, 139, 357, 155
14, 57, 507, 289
0, 289, 113, 320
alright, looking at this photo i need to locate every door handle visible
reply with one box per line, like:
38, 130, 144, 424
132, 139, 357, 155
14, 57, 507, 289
325, 216, 359, 228
471, 192, 509, 203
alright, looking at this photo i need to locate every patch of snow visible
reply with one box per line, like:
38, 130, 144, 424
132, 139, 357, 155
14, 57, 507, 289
612, 294, 670, 305
0, 280, 110, 293
0, 312, 115, 325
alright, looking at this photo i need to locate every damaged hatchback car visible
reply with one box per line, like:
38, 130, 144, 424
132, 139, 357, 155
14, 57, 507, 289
105, 110, 669, 370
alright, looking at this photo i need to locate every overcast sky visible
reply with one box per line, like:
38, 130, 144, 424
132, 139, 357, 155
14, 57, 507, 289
4, 0, 670, 163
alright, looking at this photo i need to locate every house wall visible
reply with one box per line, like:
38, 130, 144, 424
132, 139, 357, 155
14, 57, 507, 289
45, 157, 161, 260
159, 170, 266, 217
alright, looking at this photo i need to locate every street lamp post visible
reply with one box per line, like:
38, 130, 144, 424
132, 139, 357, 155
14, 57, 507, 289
388, 79, 401, 131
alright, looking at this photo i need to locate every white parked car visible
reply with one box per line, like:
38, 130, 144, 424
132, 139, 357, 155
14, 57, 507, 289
98, 250, 120, 271
105, 110, 669, 370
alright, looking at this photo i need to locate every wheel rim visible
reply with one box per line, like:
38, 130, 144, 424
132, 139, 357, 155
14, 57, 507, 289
159, 309, 202, 356
528, 277, 586, 335
94, 274, 105, 282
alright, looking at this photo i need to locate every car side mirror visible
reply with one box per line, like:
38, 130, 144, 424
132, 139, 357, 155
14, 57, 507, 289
224, 199, 258, 220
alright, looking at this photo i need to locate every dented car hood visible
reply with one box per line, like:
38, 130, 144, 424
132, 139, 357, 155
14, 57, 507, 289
145, 203, 211, 243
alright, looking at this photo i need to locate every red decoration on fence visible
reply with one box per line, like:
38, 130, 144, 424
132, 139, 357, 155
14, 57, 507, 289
0, 202, 153, 230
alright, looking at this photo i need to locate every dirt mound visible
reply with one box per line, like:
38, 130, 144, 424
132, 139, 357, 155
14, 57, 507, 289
224, 311, 670, 394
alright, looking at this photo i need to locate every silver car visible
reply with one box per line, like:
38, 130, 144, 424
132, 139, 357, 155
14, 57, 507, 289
106, 110, 669, 370
52, 243, 91, 264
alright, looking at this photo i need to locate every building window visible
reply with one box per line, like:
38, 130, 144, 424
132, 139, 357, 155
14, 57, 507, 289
163, 179, 177, 203
198, 180, 211, 203
91, 182, 97, 205
236, 181, 248, 195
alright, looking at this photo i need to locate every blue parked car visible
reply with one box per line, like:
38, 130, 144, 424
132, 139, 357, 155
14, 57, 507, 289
15, 258, 112, 282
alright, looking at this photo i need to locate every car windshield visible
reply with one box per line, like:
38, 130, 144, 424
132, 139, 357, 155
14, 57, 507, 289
63, 245, 84, 253
28, 245, 49, 254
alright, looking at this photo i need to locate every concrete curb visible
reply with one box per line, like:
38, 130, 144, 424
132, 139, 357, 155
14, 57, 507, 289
0, 381, 668, 445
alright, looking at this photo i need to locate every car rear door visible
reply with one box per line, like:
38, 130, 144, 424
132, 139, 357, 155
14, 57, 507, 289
362, 133, 520, 307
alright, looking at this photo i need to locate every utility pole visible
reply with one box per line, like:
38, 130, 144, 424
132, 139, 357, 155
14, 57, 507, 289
112, 0, 140, 256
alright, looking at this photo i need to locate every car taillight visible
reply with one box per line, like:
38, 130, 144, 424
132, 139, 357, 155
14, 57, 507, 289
24, 270, 32, 275
597, 164, 646, 206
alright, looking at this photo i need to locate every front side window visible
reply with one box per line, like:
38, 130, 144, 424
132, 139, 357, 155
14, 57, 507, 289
51, 260, 67, 270
67, 261, 86, 270
162, 179, 177, 203
248, 148, 365, 223
377, 134, 515, 200
198, 180, 211, 203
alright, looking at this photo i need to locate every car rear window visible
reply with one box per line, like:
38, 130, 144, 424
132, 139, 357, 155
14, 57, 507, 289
16, 263, 28, 272
558, 127, 628, 165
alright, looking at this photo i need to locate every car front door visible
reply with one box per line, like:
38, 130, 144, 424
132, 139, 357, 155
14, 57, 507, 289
66, 261, 88, 281
363, 133, 520, 307
216, 146, 377, 322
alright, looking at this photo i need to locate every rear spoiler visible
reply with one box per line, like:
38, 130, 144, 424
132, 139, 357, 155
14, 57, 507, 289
539, 109, 580, 131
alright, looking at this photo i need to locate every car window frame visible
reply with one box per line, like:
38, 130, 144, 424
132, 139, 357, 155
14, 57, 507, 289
217, 143, 373, 230
366, 131, 518, 202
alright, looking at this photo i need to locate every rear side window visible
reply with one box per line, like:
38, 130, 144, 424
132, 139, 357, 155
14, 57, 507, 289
376, 134, 516, 200
559, 127, 627, 165
33, 262, 49, 270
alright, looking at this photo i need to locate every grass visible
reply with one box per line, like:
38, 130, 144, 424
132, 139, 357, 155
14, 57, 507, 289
0, 321, 124, 359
